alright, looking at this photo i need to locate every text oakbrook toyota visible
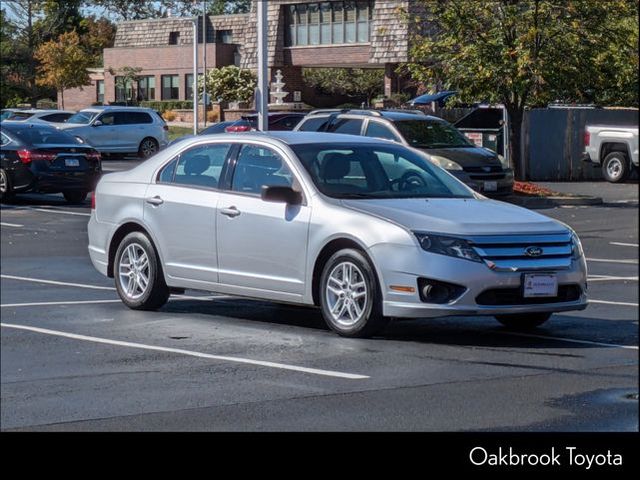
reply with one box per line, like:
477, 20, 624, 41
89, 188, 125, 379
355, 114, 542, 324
88, 132, 588, 337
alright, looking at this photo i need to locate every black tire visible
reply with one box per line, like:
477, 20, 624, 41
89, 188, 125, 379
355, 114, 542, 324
114, 231, 169, 310
602, 151, 630, 183
0, 168, 14, 203
319, 248, 389, 338
495, 312, 552, 330
138, 137, 159, 159
62, 190, 88, 204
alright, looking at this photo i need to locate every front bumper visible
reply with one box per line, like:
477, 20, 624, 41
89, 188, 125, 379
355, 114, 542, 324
450, 168, 514, 196
371, 243, 588, 319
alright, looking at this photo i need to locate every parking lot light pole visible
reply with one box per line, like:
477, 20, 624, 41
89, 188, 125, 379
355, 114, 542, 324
257, 0, 268, 131
191, 18, 198, 135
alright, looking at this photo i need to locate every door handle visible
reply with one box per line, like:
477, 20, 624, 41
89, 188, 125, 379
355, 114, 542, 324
146, 195, 164, 206
220, 206, 241, 218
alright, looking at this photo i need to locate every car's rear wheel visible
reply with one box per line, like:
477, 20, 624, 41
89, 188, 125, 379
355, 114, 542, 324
114, 232, 169, 310
138, 138, 159, 159
319, 248, 389, 338
63, 190, 88, 204
495, 312, 552, 330
602, 152, 630, 183
0, 168, 14, 203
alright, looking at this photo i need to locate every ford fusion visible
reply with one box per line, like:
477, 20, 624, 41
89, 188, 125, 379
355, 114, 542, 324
88, 132, 587, 338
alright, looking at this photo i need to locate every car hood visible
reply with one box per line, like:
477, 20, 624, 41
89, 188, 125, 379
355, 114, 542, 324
418, 146, 502, 168
341, 198, 566, 236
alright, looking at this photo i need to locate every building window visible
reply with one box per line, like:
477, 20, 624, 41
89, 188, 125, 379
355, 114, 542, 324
216, 30, 233, 44
169, 31, 180, 45
162, 75, 179, 100
96, 80, 104, 104
114, 76, 134, 103
285, 0, 372, 47
138, 76, 156, 101
186, 74, 204, 101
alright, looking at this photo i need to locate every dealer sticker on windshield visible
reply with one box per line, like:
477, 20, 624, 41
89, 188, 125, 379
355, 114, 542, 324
523, 273, 558, 298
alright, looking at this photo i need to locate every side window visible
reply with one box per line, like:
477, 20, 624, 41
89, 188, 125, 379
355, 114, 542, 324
297, 116, 330, 132
172, 143, 231, 189
329, 118, 363, 135
98, 113, 115, 126
158, 158, 177, 183
114, 112, 132, 125
365, 121, 399, 142
231, 145, 293, 195
274, 116, 303, 130
0, 132, 11, 146
129, 112, 153, 124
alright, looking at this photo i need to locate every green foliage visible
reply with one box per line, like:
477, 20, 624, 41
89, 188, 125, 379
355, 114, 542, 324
302, 68, 384, 104
140, 100, 194, 112
205, 66, 256, 103
208, 0, 252, 15
405, 0, 639, 177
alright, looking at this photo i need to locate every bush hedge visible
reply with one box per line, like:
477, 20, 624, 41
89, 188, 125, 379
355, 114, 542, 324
140, 100, 194, 112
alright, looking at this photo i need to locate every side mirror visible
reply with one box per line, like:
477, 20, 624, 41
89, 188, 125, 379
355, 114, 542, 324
92, 120, 103, 127
261, 185, 302, 205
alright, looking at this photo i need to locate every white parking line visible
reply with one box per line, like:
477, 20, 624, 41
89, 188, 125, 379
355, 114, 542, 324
32, 208, 91, 217
0, 222, 24, 228
0, 323, 370, 380
588, 275, 638, 282
586, 257, 638, 264
498, 331, 638, 350
610, 242, 639, 248
1, 299, 122, 308
589, 299, 639, 307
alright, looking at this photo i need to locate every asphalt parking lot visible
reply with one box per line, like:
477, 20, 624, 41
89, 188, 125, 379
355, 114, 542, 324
1, 162, 637, 431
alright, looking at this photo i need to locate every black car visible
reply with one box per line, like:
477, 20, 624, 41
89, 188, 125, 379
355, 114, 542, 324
169, 113, 307, 146
295, 109, 514, 195
0, 122, 102, 204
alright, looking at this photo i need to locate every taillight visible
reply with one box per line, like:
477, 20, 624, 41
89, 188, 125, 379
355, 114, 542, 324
584, 131, 590, 146
91, 191, 96, 210
17, 149, 56, 164
87, 150, 101, 161
225, 125, 251, 133
163, 125, 169, 131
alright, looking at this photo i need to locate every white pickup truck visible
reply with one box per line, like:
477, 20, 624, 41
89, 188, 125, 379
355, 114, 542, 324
582, 125, 639, 182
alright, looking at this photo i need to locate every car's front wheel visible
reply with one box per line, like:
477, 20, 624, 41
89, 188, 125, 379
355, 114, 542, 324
114, 231, 169, 310
495, 312, 552, 330
319, 249, 389, 338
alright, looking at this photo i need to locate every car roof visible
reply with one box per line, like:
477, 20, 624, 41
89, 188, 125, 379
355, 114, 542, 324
1, 121, 62, 131
16, 109, 73, 114
307, 109, 444, 122
79, 106, 156, 113
216, 131, 396, 146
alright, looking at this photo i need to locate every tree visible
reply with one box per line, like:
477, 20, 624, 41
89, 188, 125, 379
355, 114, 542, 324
107, 66, 143, 105
205, 66, 256, 103
80, 15, 116, 66
208, 0, 252, 15
302, 68, 384, 106
405, 0, 639, 179
35, 30, 91, 109
89, 1, 165, 21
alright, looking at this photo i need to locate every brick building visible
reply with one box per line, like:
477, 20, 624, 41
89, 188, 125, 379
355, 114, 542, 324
63, 0, 424, 109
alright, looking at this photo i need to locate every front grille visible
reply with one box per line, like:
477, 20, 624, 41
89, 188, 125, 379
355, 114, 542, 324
469, 233, 573, 271
469, 173, 506, 180
476, 284, 582, 305
464, 166, 503, 173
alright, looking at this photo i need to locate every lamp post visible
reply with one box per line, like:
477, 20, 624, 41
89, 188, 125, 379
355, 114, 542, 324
202, 0, 207, 127
191, 18, 198, 135
257, 0, 268, 131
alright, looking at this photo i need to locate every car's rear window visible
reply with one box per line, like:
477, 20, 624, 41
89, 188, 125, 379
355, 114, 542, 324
5, 126, 82, 145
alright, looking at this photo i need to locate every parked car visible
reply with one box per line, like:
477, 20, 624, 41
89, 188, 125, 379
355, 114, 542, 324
295, 109, 514, 195
88, 132, 587, 338
0, 122, 102, 203
1, 108, 29, 122
582, 124, 639, 183
169, 113, 307, 146
1, 109, 75, 124
58, 106, 169, 158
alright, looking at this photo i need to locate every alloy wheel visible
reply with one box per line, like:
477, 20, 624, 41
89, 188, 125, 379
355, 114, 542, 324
0, 170, 7, 194
325, 261, 368, 327
141, 139, 158, 158
118, 243, 150, 300
606, 158, 623, 180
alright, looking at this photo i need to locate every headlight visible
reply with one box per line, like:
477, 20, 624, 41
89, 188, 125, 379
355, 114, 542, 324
570, 231, 584, 259
429, 155, 463, 171
414, 232, 483, 263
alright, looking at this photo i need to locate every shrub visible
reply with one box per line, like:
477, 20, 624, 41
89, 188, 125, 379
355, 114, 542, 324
163, 110, 177, 121
140, 100, 194, 113
205, 66, 256, 103
206, 110, 219, 123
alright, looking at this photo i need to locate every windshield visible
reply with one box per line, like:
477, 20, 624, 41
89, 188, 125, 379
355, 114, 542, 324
395, 120, 473, 148
291, 143, 474, 199
4, 125, 82, 145
66, 111, 99, 125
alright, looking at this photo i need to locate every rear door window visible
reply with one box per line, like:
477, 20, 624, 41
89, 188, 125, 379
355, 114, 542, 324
172, 143, 232, 189
297, 116, 330, 132
365, 121, 400, 142
329, 118, 363, 135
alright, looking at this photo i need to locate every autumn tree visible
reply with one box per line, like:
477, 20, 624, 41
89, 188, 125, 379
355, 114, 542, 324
35, 30, 91, 109
405, 0, 639, 179
303, 68, 384, 106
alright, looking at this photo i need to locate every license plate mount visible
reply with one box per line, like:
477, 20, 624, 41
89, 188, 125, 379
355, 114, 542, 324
523, 273, 558, 298
484, 180, 498, 192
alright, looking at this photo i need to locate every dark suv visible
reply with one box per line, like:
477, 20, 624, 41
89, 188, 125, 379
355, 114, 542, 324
295, 109, 514, 195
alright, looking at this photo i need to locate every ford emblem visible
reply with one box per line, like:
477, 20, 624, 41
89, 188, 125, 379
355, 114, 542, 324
525, 246, 543, 257
482, 166, 492, 173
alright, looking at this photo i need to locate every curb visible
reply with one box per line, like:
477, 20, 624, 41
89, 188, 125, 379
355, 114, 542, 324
503, 195, 604, 209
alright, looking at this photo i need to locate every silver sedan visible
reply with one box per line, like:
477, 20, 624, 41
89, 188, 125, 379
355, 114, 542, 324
88, 132, 588, 338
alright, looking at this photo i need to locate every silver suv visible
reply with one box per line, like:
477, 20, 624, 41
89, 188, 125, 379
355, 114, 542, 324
59, 106, 169, 158
296, 109, 514, 195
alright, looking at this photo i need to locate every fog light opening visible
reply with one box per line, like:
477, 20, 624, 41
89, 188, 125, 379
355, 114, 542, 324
418, 278, 466, 304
